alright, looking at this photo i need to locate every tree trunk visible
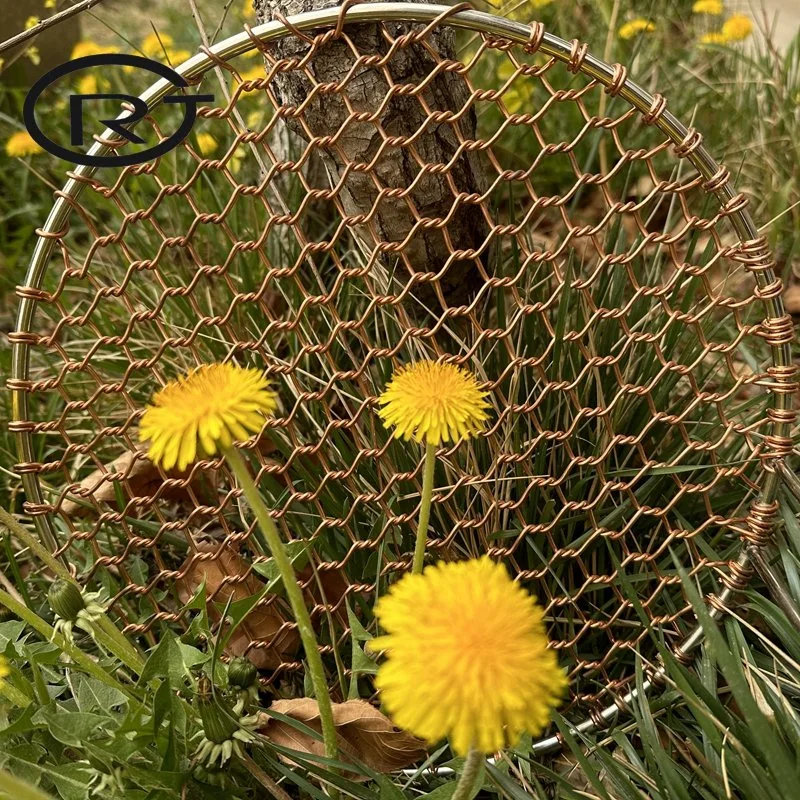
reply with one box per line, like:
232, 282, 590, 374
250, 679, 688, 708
253, 0, 489, 311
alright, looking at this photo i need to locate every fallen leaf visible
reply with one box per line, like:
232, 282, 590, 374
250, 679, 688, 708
258, 698, 427, 776
61, 447, 217, 518
177, 544, 299, 669
297, 564, 353, 627
784, 283, 800, 315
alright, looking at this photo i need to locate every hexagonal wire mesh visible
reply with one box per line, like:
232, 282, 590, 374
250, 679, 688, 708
9, 2, 798, 756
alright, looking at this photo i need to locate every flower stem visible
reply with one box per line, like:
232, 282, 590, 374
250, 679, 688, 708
90, 615, 146, 676
0, 506, 70, 581
0, 588, 135, 696
0, 677, 31, 708
223, 446, 338, 761
0, 507, 144, 674
450, 748, 483, 800
412, 442, 437, 574
0, 766, 54, 800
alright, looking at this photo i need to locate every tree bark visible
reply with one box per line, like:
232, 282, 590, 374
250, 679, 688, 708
253, 0, 489, 310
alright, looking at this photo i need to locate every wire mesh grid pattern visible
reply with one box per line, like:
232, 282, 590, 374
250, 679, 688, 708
9, 3, 797, 752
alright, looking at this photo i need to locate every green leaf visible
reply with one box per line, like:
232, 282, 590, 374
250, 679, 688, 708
73, 676, 128, 714
177, 642, 207, 670
47, 763, 96, 800
347, 603, 377, 699
251, 540, 311, 590
30, 709, 110, 748
347, 604, 373, 643
376, 775, 408, 800
3, 744, 46, 786
138, 634, 186, 688
0, 621, 26, 655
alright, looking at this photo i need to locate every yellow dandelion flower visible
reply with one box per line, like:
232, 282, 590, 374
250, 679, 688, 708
371, 558, 567, 756
72, 40, 103, 59
141, 31, 174, 58
195, 132, 218, 156
245, 109, 265, 129
618, 19, 656, 39
497, 60, 533, 115
139, 363, 278, 471
0, 655, 9, 680
235, 64, 265, 91
491, 0, 553, 21
5, 130, 42, 158
700, 31, 727, 44
76, 74, 99, 95
692, 0, 723, 13
722, 13, 753, 41
378, 361, 489, 444
71, 40, 119, 59
166, 48, 191, 64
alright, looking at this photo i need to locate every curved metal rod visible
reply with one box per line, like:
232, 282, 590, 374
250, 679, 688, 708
9, 1, 793, 759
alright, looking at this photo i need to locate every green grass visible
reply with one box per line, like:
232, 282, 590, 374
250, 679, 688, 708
0, 0, 798, 797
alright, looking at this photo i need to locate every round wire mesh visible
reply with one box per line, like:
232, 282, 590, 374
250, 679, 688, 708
9, 2, 797, 754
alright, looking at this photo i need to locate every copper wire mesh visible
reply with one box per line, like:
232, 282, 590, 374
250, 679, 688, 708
9, 3, 798, 741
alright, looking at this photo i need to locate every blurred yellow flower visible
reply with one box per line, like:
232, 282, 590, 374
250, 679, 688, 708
243, 0, 255, 19
71, 40, 118, 59
378, 360, 489, 444
245, 109, 265, 129
76, 74, 110, 95
45, 0, 57, 7
166, 48, 191, 64
196, 132, 218, 156
140, 363, 278, 470
491, 0, 554, 20
371, 557, 567, 756
5, 131, 42, 158
24, 16, 40, 29
722, 13, 753, 41
0, 655, 9, 680
236, 64, 265, 90
700, 31, 727, 44
619, 19, 656, 39
25, 47, 41, 65
141, 32, 174, 58
497, 60, 532, 115
692, 0, 723, 13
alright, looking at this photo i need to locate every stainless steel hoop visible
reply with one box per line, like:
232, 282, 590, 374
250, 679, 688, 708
9, 2, 796, 759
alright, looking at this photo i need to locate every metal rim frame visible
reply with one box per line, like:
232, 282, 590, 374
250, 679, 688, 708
9, 1, 794, 760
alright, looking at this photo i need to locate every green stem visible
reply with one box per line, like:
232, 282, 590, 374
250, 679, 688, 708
0, 507, 145, 675
0, 507, 70, 581
0, 676, 32, 708
93, 615, 145, 676
412, 442, 437, 575
0, 767, 55, 800
224, 446, 338, 761
0, 588, 134, 696
450, 748, 483, 800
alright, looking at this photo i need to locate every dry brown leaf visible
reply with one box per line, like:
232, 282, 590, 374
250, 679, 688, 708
258, 698, 426, 776
177, 544, 299, 669
784, 283, 800, 315
297, 565, 353, 627
61, 447, 217, 518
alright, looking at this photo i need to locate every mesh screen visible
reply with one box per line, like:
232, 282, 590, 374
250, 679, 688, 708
10, 9, 788, 725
